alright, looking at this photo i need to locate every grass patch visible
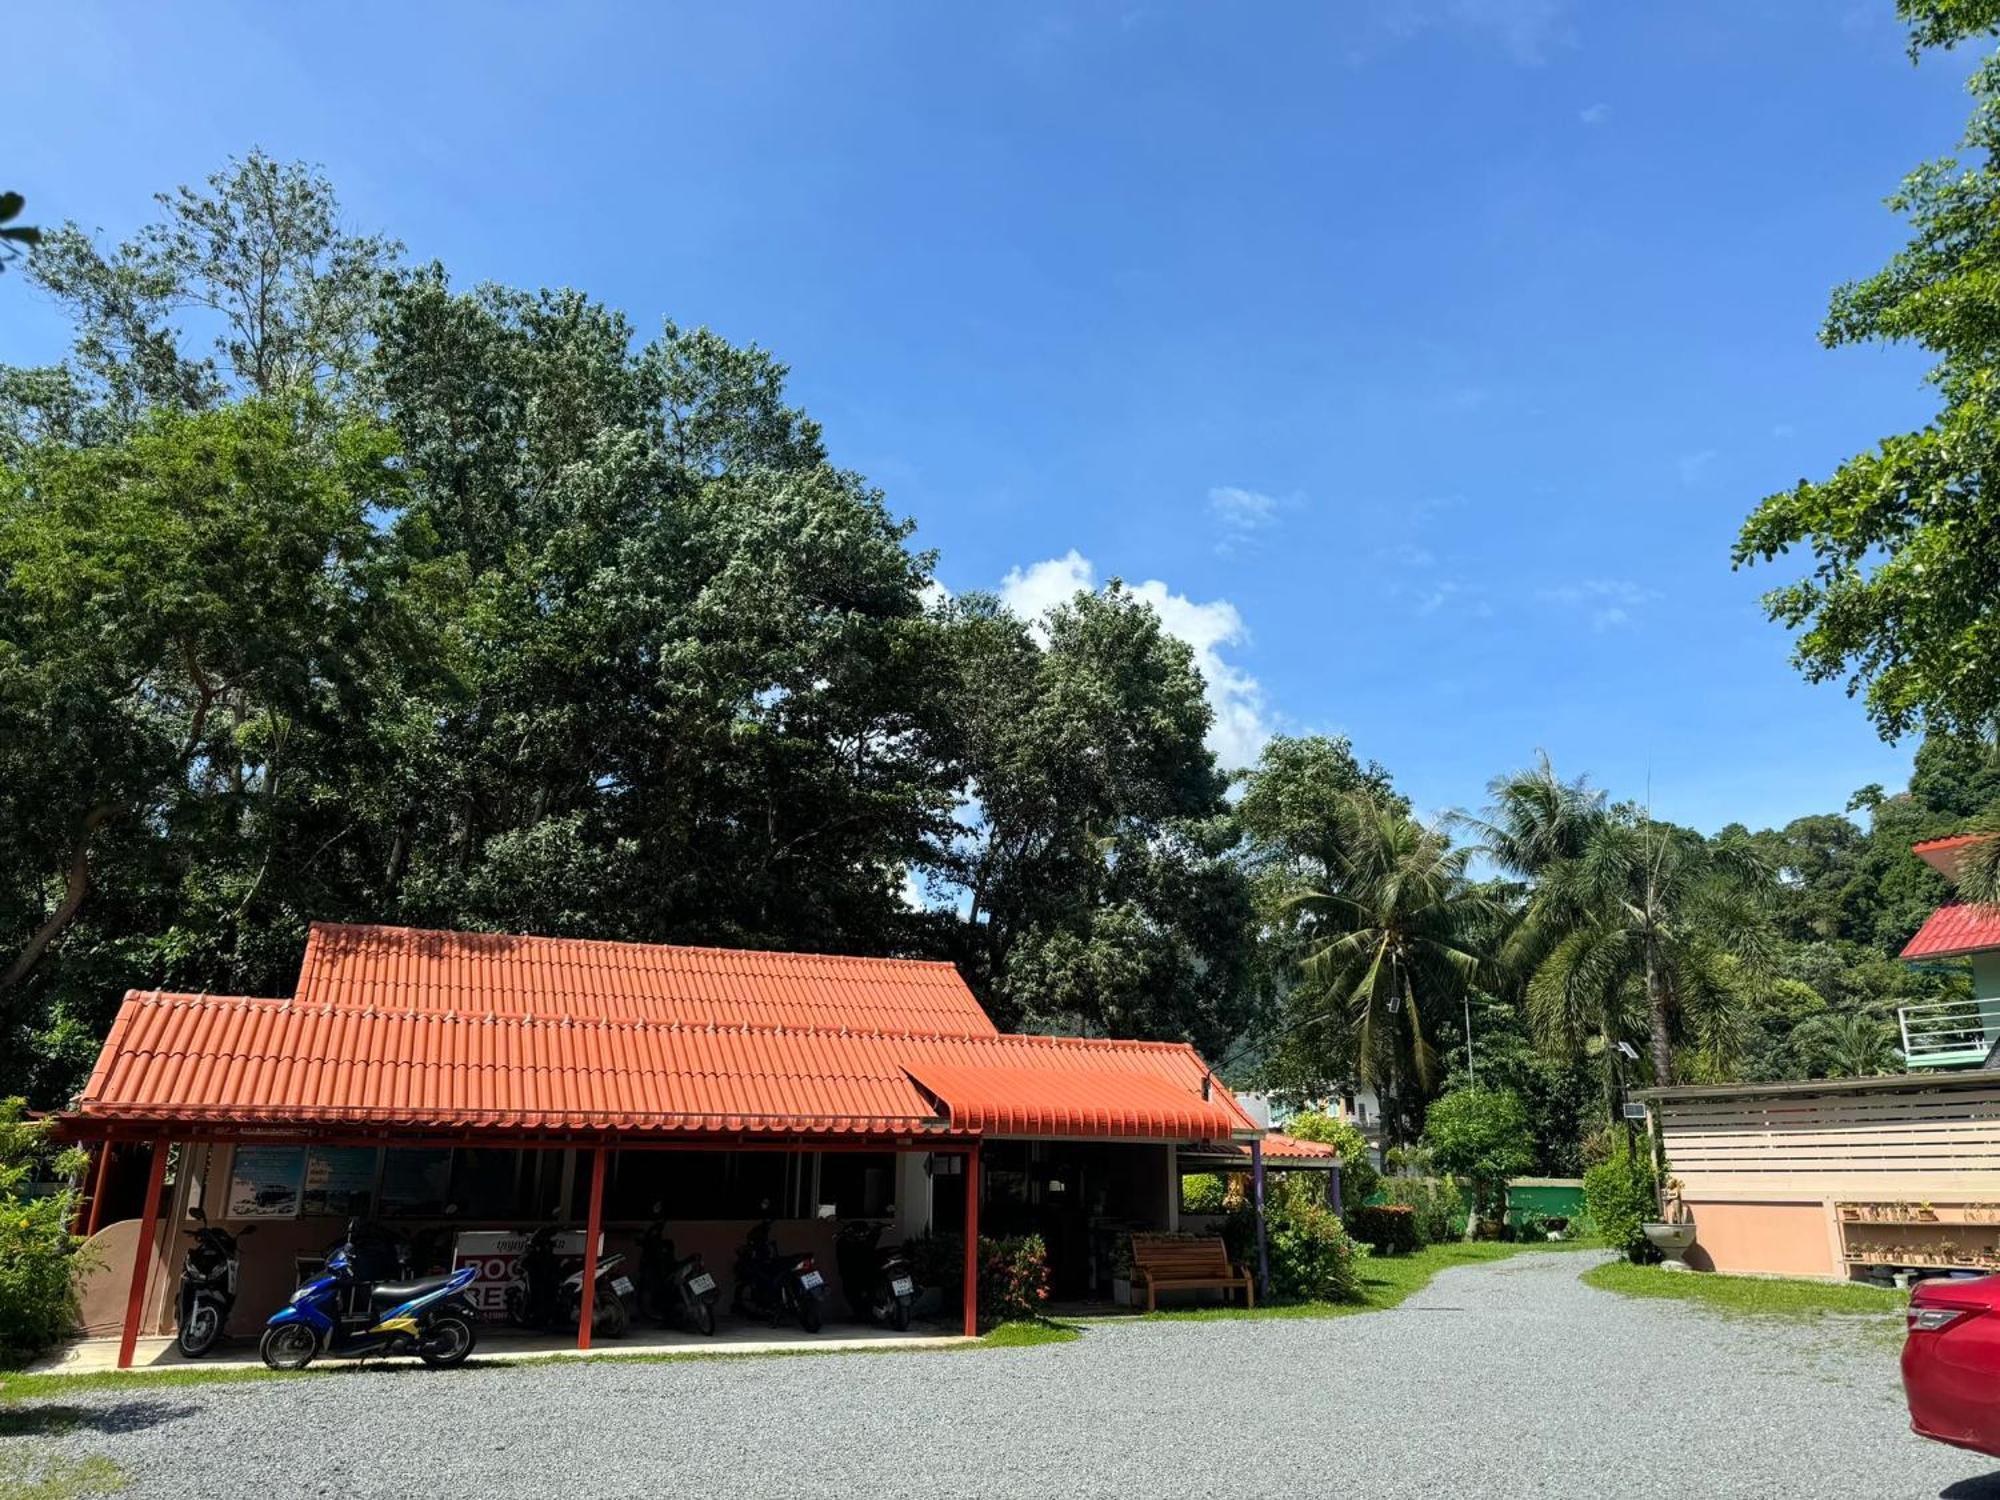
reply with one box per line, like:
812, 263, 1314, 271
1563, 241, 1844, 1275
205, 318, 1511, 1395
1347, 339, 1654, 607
0, 1451, 126, 1500
1582, 1260, 1909, 1328
980, 1319, 1080, 1348
1119, 1238, 1599, 1323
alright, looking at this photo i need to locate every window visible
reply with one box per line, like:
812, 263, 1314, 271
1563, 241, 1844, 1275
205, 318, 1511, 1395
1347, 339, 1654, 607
819, 1152, 895, 1218
380, 1148, 453, 1216
606, 1150, 815, 1220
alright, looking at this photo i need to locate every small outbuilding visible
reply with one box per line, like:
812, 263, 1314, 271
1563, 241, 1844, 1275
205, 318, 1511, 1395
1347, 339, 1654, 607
59, 922, 1272, 1364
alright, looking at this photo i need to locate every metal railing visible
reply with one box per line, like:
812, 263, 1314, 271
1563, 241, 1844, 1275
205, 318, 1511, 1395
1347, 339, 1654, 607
1900, 996, 2000, 1069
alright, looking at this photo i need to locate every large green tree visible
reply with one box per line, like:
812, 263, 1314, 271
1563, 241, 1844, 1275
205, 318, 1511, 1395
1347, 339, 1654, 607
1734, 5, 2000, 745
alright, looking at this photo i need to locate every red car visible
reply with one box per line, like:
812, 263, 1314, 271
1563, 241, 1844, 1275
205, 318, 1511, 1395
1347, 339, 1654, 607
1904, 1274, 2000, 1456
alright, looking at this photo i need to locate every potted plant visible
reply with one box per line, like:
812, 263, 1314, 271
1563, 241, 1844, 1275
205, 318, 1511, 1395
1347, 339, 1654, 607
1642, 1176, 1697, 1270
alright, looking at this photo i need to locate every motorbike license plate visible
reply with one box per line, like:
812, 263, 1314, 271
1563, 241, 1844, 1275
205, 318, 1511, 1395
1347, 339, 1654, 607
799, 1270, 825, 1290
688, 1273, 716, 1296
611, 1277, 635, 1297
891, 1276, 914, 1298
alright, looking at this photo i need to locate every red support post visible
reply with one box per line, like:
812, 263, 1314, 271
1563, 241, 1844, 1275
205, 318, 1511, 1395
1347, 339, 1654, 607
961, 1146, 980, 1338
117, 1142, 169, 1370
77, 1142, 110, 1237
576, 1145, 606, 1352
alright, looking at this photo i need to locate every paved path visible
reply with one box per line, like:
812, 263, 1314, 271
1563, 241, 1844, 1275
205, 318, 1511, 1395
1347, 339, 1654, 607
6, 1252, 1998, 1499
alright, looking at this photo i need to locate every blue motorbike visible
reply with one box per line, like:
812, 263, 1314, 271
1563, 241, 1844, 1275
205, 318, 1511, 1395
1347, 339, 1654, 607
260, 1222, 480, 1371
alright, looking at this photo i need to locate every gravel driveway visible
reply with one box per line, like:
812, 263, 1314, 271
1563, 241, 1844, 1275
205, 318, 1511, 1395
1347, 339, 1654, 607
6, 1251, 1998, 1499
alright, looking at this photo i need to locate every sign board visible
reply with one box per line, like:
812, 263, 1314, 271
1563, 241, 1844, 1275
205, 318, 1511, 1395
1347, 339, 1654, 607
227, 1145, 306, 1219
452, 1229, 595, 1321
302, 1147, 379, 1218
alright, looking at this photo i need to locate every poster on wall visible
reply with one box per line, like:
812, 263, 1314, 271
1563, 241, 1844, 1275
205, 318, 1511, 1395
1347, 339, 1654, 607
302, 1146, 379, 1218
227, 1145, 306, 1219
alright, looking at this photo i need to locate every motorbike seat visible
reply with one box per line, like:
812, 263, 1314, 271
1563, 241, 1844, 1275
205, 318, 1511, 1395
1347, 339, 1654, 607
369, 1274, 452, 1313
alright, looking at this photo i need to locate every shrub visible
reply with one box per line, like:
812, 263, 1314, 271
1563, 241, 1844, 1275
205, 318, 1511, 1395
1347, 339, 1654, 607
905, 1231, 1051, 1329
1346, 1202, 1419, 1255
0, 1099, 91, 1367
1380, 1175, 1465, 1246
1180, 1172, 1226, 1214
1224, 1193, 1364, 1303
1583, 1148, 1658, 1263
1421, 1086, 1535, 1225
1282, 1112, 1380, 1206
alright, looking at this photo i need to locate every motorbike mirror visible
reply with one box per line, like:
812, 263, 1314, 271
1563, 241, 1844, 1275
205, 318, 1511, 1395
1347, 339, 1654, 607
652, 1202, 665, 1216
759, 1198, 772, 1212
188, 1204, 206, 1223
816, 1203, 837, 1220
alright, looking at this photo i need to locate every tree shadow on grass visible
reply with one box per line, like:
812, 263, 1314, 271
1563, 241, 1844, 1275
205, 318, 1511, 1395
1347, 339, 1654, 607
0, 1400, 197, 1438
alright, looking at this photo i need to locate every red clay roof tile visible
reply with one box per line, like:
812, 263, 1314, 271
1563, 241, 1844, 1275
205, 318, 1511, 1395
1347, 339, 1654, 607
1902, 902, 2000, 961
295, 922, 999, 1037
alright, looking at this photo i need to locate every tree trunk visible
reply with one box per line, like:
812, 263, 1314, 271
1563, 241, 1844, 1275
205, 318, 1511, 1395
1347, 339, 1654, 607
1644, 930, 1674, 1087
0, 804, 118, 995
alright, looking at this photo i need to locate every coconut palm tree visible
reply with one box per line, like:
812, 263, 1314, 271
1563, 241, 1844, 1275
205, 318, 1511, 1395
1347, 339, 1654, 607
1519, 816, 1770, 1089
1283, 794, 1499, 1139
1459, 752, 1606, 881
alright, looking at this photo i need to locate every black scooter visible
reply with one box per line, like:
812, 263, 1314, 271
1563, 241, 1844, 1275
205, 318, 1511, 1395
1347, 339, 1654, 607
636, 1207, 720, 1335
504, 1223, 631, 1338
177, 1206, 255, 1357
836, 1219, 916, 1331
731, 1215, 825, 1332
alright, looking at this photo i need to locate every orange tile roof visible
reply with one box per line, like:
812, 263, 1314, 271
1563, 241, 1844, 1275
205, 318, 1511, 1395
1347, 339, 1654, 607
74, 974, 1257, 1143
1913, 834, 1994, 879
1902, 902, 2000, 961
1179, 1131, 1339, 1164
903, 1060, 1249, 1140
295, 922, 998, 1037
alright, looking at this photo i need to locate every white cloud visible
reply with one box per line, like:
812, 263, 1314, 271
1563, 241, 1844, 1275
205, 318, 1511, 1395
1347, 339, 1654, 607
1412, 579, 1494, 618
1579, 102, 1610, 126
1677, 448, 1720, 486
919, 578, 952, 611
1537, 577, 1662, 631
1207, 484, 1294, 556
997, 550, 1271, 769
1209, 485, 1280, 531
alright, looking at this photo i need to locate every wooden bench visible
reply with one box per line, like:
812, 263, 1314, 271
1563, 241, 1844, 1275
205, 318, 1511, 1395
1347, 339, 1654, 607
1130, 1235, 1254, 1312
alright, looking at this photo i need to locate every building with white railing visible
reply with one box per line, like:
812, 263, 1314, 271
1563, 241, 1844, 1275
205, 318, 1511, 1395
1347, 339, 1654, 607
1900, 836, 2000, 1069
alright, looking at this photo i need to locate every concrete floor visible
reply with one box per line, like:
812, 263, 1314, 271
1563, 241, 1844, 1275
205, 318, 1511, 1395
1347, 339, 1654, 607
29, 1318, 966, 1375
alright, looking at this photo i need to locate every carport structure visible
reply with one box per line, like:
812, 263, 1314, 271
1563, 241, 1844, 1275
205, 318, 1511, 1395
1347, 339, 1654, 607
58, 922, 1260, 1366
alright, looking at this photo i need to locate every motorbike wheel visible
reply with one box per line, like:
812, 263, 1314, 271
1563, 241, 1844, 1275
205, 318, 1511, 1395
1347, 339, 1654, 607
798, 1297, 823, 1334
693, 1300, 716, 1336
178, 1303, 222, 1358
259, 1324, 318, 1371
503, 1284, 533, 1329
889, 1297, 912, 1333
417, 1312, 476, 1369
595, 1295, 629, 1340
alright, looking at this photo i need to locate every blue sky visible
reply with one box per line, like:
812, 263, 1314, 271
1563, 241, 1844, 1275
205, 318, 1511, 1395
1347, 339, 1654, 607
11, 2, 1982, 832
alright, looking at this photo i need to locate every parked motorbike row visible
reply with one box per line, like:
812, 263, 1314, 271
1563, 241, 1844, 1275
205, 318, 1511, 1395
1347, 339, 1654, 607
174, 1205, 919, 1368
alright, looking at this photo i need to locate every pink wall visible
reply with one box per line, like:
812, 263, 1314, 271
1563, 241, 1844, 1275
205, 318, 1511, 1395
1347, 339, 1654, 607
1681, 1199, 1834, 1278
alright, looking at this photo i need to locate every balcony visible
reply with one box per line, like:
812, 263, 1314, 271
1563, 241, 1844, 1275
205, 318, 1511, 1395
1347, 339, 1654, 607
1899, 996, 2000, 1069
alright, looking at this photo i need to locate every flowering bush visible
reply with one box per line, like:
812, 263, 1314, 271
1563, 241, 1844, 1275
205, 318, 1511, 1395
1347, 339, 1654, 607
906, 1230, 1050, 1329
0, 1099, 91, 1367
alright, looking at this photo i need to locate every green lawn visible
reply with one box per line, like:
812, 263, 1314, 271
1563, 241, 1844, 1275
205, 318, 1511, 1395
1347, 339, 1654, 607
1582, 1260, 1910, 1329
1120, 1238, 1600, 1323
